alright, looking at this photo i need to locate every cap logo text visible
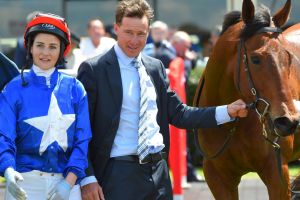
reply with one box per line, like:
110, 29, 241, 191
42, 24, 55, 29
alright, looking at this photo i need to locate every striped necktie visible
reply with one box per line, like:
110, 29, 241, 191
133, 58, 151, 161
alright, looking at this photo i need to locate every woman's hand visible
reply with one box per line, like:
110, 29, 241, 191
4, 167, 27, 200
47, 172, 77, 200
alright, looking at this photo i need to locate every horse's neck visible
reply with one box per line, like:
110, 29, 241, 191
284, 24, 300, 65
284, 23, 300, 48
284, 24, 300, 99
203, 40, 240, 105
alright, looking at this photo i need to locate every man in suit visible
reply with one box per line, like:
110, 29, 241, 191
77, 0, 248, 199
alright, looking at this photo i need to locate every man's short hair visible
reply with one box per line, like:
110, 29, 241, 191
115, 0, 154, 26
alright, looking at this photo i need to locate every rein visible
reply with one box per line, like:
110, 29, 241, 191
193, 71, 236, 159
236, 26, 285, 184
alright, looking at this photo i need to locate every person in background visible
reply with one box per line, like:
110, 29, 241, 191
64, 32, 85, 71
77, 0, 248, 199
80, 19, 116, 60
13, 11, 40, 69
104, 24, 117, 40
198, 25, 221, 67
169, 30, 202, 183
170, 31, 198, 86
210, 25, 222, 48
143, 20, 175, 69
0, 13, 91, 200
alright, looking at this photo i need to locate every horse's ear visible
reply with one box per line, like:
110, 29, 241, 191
242, 0, 255, 24
272, 0, 291, 27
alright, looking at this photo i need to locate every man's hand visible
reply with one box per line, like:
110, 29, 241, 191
227, 99, 248, 118
4, 167, 27, 200
48, 179, 72, 200
81, 182, 105, 200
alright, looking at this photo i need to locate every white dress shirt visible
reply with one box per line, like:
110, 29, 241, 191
110, 44, 164, 157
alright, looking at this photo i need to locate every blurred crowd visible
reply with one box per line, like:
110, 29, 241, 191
7, 12, 221, 79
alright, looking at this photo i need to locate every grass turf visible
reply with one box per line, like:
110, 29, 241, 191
196, 165, 300, 180
1, 166, 300, 183
0, 177, 4, 183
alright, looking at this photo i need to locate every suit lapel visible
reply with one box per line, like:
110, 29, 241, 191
104, 48, 123, 108
141, 55, 152, 77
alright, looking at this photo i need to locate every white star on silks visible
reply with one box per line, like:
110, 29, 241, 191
24, 93, 75, 155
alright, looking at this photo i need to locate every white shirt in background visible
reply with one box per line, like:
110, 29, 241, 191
65, 48, 85, 71
80, 37, 116, 60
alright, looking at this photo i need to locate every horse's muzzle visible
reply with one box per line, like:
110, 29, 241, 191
273, 116, 299, 137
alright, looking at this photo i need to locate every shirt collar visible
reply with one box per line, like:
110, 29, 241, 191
32, 64, 55, 78
114, 43, 142, 67
30, 65, 59, 88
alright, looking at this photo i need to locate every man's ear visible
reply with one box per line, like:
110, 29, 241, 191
114, 23, 119, 35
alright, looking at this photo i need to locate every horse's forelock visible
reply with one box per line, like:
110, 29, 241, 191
240, 5, 271, 40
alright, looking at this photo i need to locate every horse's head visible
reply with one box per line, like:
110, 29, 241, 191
214, 0, 299, 137
238, 0, 299, 137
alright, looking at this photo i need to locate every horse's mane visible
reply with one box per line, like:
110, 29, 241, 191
220, 11, 242, 35
220, 5, 271, 40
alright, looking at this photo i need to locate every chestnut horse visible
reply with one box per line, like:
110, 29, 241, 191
194, 0, 300, 199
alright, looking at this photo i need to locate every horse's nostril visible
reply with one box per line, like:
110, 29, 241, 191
274, 117, 299, 136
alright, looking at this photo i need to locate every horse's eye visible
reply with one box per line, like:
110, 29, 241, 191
251, 56, 260, 65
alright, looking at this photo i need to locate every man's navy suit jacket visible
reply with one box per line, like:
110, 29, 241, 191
77, 47, 218, 183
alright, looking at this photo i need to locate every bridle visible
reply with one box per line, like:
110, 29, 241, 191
236, 38, 270, 120
236, 26, 286, 183
236, 26, 283, 143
